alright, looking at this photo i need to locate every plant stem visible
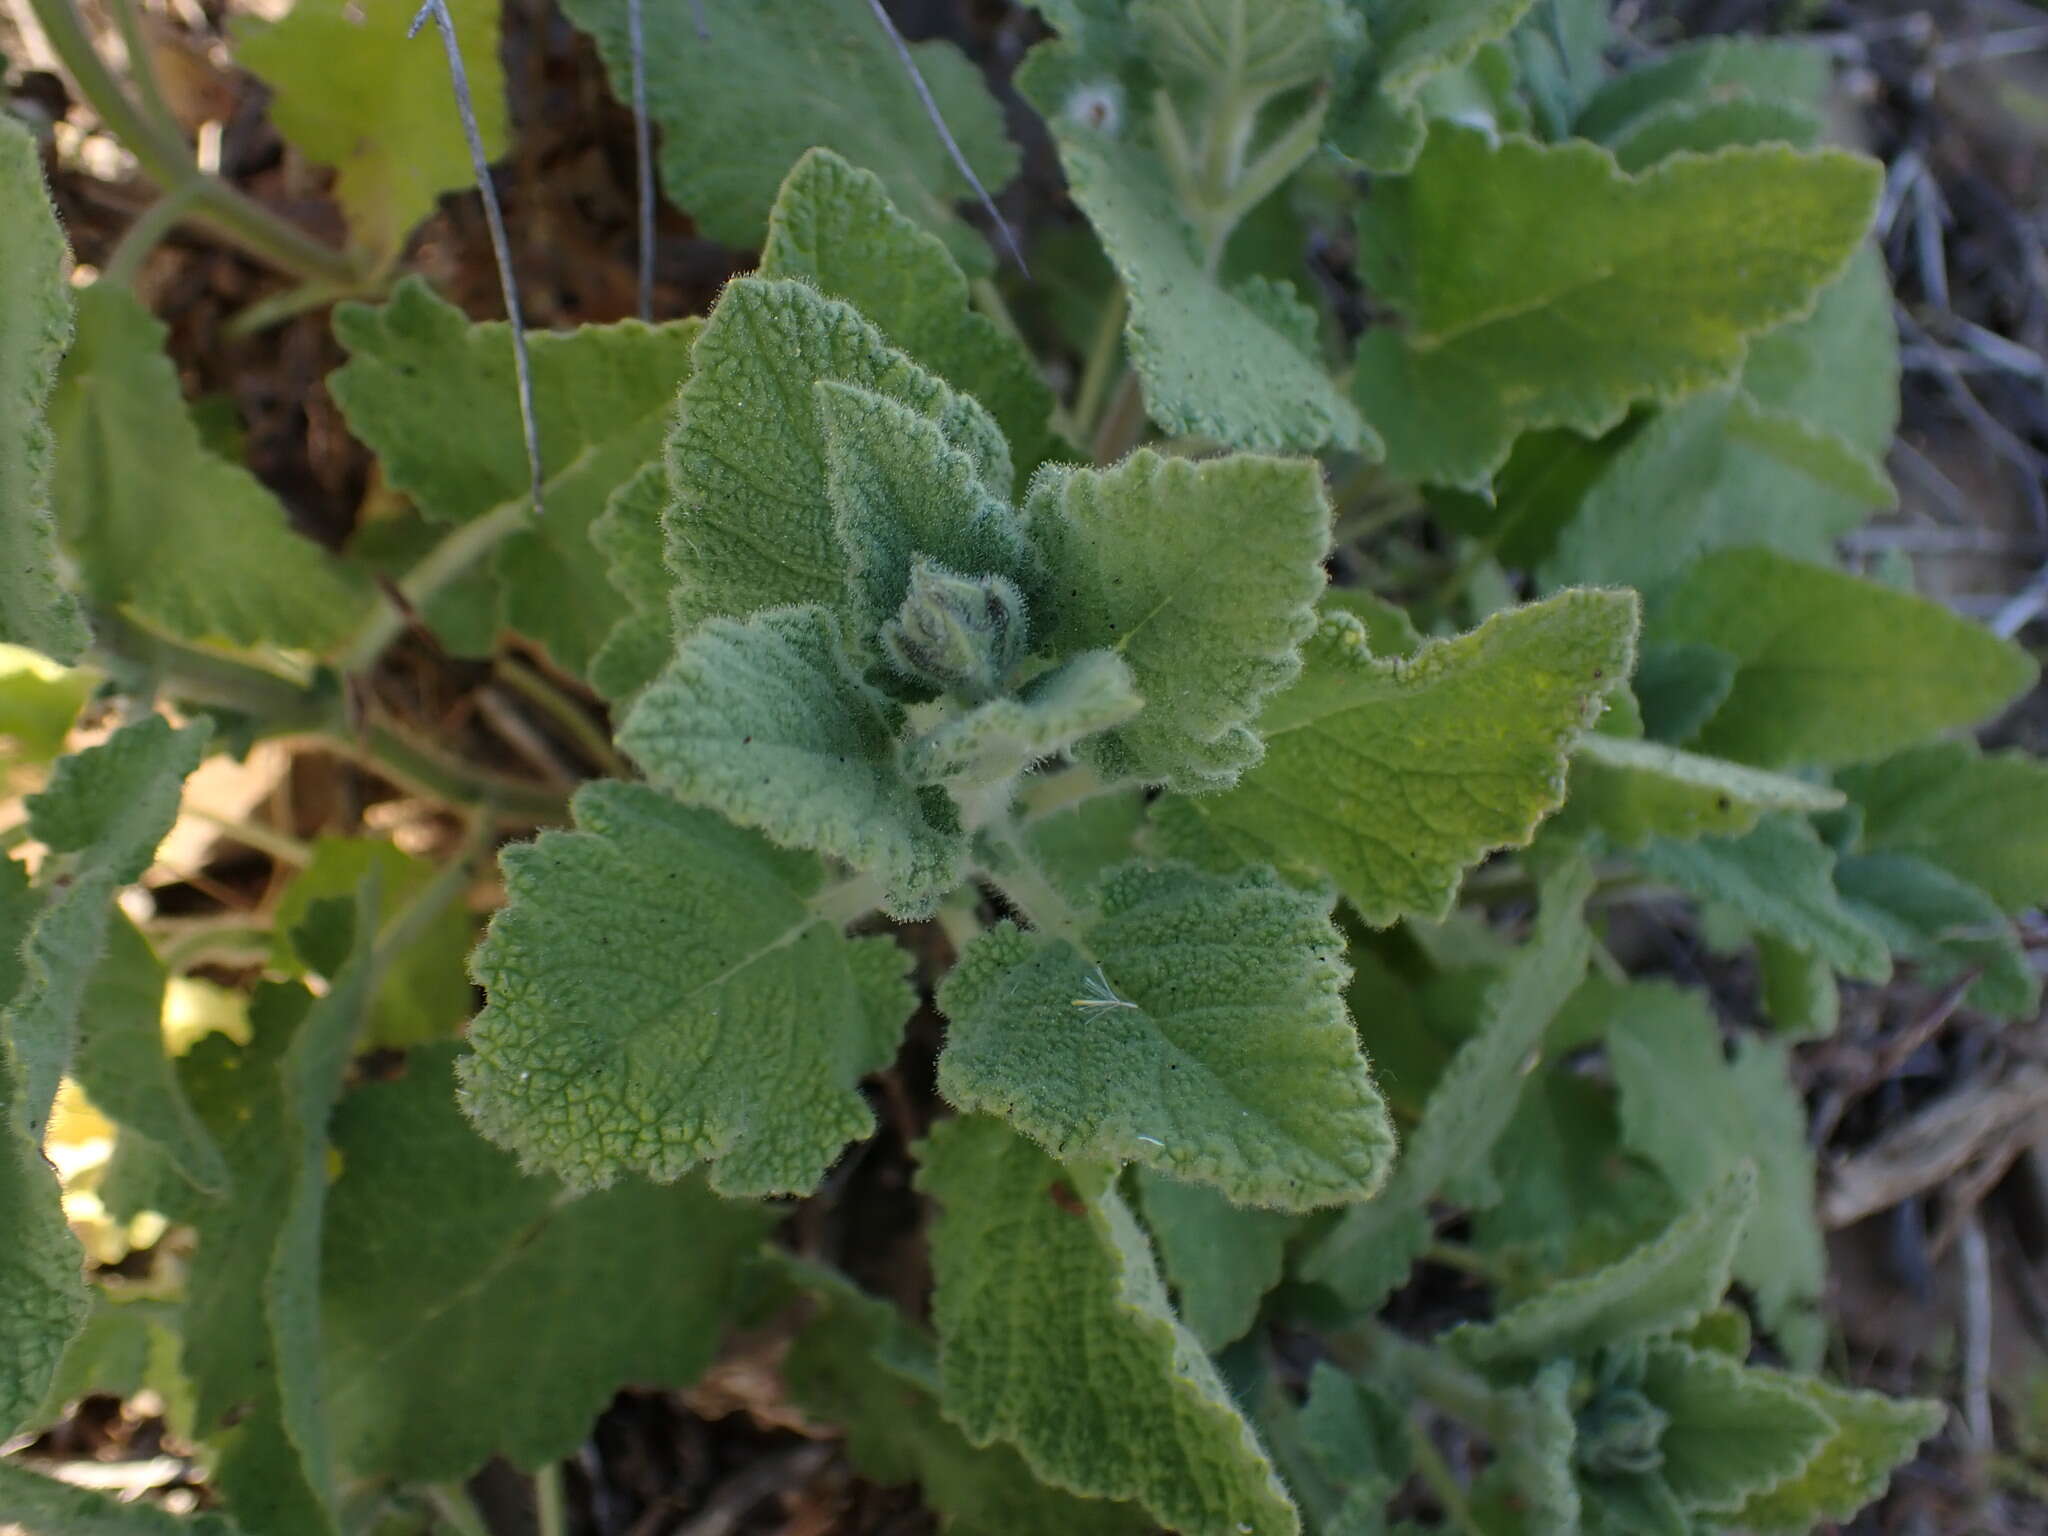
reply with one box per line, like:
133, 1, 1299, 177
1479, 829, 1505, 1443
103, 0, 180, 147
978, 819, 1086, 946
26, 0, 365, 288
1014, 761, 1116, 823
808, 871, 887, 927
327, 719, 567, 825
494, 656, 627, 778
341, 496, 534, 674
370, 811, 493, 978
1089, 370, 1147, 466
184, 806, 315, 868
1072, 283, 1128, 444
101, 183, 199, 287
1407, 1421, 1488, 1536
157, 922, 274, 975
534, 1463, 567, 1536
426, 1485, 492, 1536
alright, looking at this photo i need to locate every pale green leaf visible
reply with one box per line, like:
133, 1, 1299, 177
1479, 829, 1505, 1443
560, 0, 1016, 271
1839, 739, 2048, 915
1638, 1342, 1831, 1513
0, 646, 95, 766
1020, 786, 1149, 904
1306, 860, 1590, 1309
664, 276, 1008, 631
1835, 853, 2038, 1021
234, 0, 505, 260
50, 286, 360, 650
588, 465, 671, 701
618, 606, 965, 917
0, 1460, 240, 1535
1575, 36, 1831, 144
1156, 591, 1635, 925
1352, 126, 1881, 488
938, 861, 1392, 1211
1328, 0, 1538, 172
1446, 1164, 1755, 1371
922, 1115, 1299, 1536
460, 781, 914, 1195
1136, 1171, 1298, 1351
761, 149, 1064, 473
36, 1293, 183, 1427
1137, 0, 1358, 96
0, 120, 88, 662
1649, 548, 2034, 768
1495, 1362, 1580, 1536
1730, 1373, 1944, 1534
1020, 43, 1370, 454
1027, 450, 1331, 791
1277, 1361, 1407, 1534
1508, 0, 1610, 136
329, 281, 699, 675
1758, 933, 1838, 1039
1560, 735, 1844, 847
1605, 988, 1826, 1362
1610, 97, 1820, 172
1633, 814, 1891, 981
905, 651, 1141, 788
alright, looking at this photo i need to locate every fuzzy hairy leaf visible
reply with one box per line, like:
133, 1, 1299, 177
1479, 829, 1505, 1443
235, 0, 505, 260
1606, 989, 1825, 1363
460, 782, 915, 1195
587, 465, 673, 701
1306, 860, 1592, 1310
1561, 735, 1845, 847
1275, 1361, 1408, 1534
1447, 1164, 1755, 1372
322, 1043, 770, 1481
1650, 548, 2036, 768
329, 281, 699, 675
0, 121, 88, 662
1352, 126, 1880, 487
560, 0, 1015, 271
1027, 451, 1331, 790
0, 1460, 240, 1535
1729, 1374, 1945, 1534
939, 861, 1391, 1210
1136, 1171, 1298, 1351
922, 1116, 1298, 1535
1839, 740, 2048, 915
1638, 1342, 1832, 1513
761, 150, 1064, 473
904, 651, 1142, 787
665, 277, 1008, 631
1020, 43, 1371, 455
618, 607, 965, 916
1328, 0, 1537, 172
50, 287, 359, 650
1157, 592, 1635, 925
1137, 0, 1356, 95
1834, 853, 2038, 1021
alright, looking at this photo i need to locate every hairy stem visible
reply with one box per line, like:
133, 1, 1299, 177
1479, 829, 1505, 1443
978, 819, 1086, 946
341, 495, 534, 674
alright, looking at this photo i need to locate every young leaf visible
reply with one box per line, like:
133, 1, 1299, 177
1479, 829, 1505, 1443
1560, 735, 1845, 848
234, 0, 507, 261
1027, 451, 1331, 791
1609, 96, 1820, 171
1136, 1171, 1299, 1352
618, 606, 966, 916
321, 1043, 770, 1481
1605, 988, 1826, 1364
0, 1459, 240, 1535
1834, 853, 2038, 1021
665, 277, 1009, 631
1632, 814, 1891, 981
1156, 591, 1635, 925
1637, 1342, 1832, 1513
0, 120, 88, 663
904, 651, 1142, 788
1574, 36, 1831, 144
1838, 740, 2048, 915
1446, 1164, 1755, 1372
560, 0, 1015, 271
921, 1116, 1298, 1535
1272, 1361, 1409, 1533
49, 287, 360, 651
1018, 43, 1372, 455
1327, 0, 1538, 172
460, 781, 915, 1195
1649, 548, 2036, 768
762, 149, 1064, 473
1729, 1373, 1945, 1534
1352, 126, 1881, 488
1305, 860, 1592, 1311
938, 861, 1392, 1211
587, 464, 673, 702
329, 281, 699, 675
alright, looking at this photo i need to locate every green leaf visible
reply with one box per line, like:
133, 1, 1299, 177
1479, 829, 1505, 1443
1835, 853, 2038, 1021
1605, 988, 1825, 1363
761, 148, 1065, 474
1757, 933, 1838, 1039
1575, 36, 1830, 144
1351, 126, 1881, 488
460, 781, 914, 1195
1649, 548, 2036, 768
922, 1115, 1298, 1536
1306, 861, 1591, 1309
1494, 1362, 1581, 1536
329, 280, 699, 675
1729, 1373, 1944, 1534
71, 914, 229, 1195
618, 607, 965, 917
587, 465, 672, 701
905, 651, 1142, 788
1446, 1164, 1755, 1372
1136, 1171, 1298, 1351
1027, 450, 1331, 791
1609, 97, 1820, 172
1328, 0, 1538, 172
0, 646, 95, 766
1020, 43, 1371, 455
664, 276, 1008, 632
0, 1459, 240, 1535
1277, 1361, 1407, 1534
1021, 787, 1150, 904
559, 0, 1015, 271
321, 1043, 770, 1481
1637, 1342, 1831, 1512
50, 286, 360, 651
1633, 814, 1891, 981
1137, 0, 1356, 95
234, 0, 505, 260
1839, 739, 2048, 915
1156, 591, 1635, 925
1560, 735, 1845, 847
0, 120, 88, 663
940, 860, 1391, 1211
776, 1258, 1151, 1536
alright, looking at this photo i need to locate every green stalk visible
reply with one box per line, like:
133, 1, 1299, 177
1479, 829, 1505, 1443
341, 496, 534, 674
1072, 283, 1129, 444
978, 818, 1086, 946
